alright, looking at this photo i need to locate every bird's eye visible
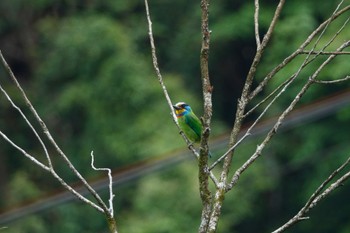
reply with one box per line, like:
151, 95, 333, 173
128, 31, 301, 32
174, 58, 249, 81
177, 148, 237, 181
181, 104, 187, 108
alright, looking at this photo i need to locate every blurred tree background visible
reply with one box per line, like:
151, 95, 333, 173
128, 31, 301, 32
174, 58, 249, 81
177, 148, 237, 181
0, 0, 349, 233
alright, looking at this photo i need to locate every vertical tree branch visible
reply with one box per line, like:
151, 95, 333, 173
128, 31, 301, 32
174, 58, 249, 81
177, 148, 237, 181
225, 0, 286, 174
198, 0, 213, 232
254, 0, 261, 47
203, 1, 286, 232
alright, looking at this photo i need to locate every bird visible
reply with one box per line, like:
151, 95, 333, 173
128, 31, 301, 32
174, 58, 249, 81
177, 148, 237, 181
172, 102, 202, 143
173, 102, 212, 157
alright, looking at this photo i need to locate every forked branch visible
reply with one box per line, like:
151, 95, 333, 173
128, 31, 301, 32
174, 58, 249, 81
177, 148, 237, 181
272, 155, 350, 233
0, 50, 117, 233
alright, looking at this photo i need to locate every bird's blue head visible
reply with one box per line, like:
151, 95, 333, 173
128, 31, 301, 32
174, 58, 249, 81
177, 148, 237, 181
173, 102, 192, 117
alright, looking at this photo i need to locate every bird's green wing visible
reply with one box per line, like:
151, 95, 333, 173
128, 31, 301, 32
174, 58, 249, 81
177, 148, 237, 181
184, 112, 202, 141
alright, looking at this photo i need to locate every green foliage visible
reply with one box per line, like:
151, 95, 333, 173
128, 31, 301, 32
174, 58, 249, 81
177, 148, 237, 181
6, 216, 47, 233
0, 0, 349, 233
32, 15, 197, 171
6, 171, 42, 205
121, 163, 201, 233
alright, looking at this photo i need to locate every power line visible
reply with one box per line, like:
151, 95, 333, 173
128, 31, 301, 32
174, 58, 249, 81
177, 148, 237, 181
0, 90, 350, 224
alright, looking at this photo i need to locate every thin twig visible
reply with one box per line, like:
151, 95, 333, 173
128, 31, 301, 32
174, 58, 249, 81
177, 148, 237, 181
228, 78, 314, 191
144, 0, 175, 116
317, 10, 349, 52
245, 10, 348, 117
143, 0, 219, 188
0, 130, 49, 171
0, 50, 110, 215
244, 0, 285, 98
249, 4, 350, 100
227, 40, 350, 192
50, 168, 105, 212
314, 75, 350, 84
301, 51, 350, 55
242, 4, 349, 132
209, 133, 250, 170
143, 0, 196, 150
0, 131, 104, 212
272, 155, 350, 233
91, 151, 115, 217
212, 75, 295, 170
254, 0, 261, 47
0, 51, 53, 165
226, 0, 285, 164
244, 78, 290, 117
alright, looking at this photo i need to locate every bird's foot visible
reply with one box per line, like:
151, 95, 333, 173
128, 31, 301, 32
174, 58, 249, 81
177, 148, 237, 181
187, 143, 194, 149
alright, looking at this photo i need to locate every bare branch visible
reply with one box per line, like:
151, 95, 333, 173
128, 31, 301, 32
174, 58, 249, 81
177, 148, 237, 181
272, 155, 350, 233
0, 51, 52, 167
245, 12, 349, 116
91, 151, 115, 217
249, 4, 350, 100
243, 0, 286, 100
198, 0, 214, 231
225, 0, 286, 166
49, 168, 105, 213
301, 51, 350, 55
144, 0, 174, 115
144, 0, 197, 154
228, 80, 314, 192
227, 40, 350, 191
314, 75, 350, 84
0, 130, 49, 171
143, 0, 219, 190
0, 133, 104, 213
0, 50, 111, 217
254, 0, 261, 47
244, 3, 349, 120
317, 10, 349, 52
209, 132, 250, 171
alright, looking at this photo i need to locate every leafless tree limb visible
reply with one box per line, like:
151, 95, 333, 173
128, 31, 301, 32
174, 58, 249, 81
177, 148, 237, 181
272, 155, 350, 233
202, 1, 286, 232
314, 75, 350, 84
226, 0, 286, 165
0, 130, 49, 171
142, 0, 350, 232
301, 51, 350, 55
0, 50, 118, 233
91, 151, 115, 217
254, 0, 261, 47
143, 0, 219, 190
209, 133, 250, 171
198, 0, 214, 231
249, 3, 350, 100
227, 39, 350, 191
143, 0, 199, 155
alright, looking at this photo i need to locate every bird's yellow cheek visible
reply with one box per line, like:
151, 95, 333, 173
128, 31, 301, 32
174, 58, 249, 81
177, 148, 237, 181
175, 109, 185, 115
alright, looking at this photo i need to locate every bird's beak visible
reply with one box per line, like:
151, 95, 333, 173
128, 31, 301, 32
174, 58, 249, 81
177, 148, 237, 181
173, 105, 181, 110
